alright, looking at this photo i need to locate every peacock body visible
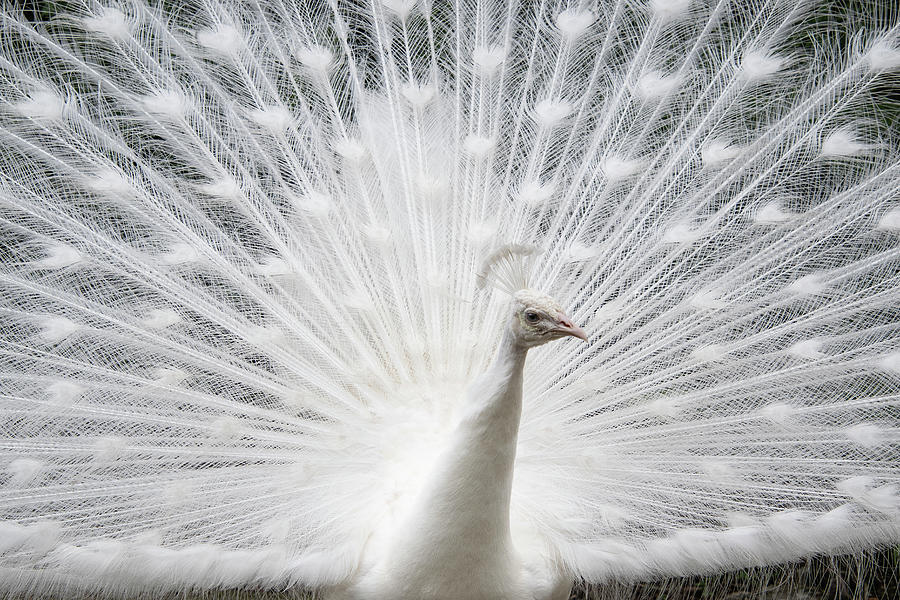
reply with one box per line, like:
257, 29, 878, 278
0, 0, 898, 598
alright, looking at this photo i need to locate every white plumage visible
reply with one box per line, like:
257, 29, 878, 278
0, 0, 898, 598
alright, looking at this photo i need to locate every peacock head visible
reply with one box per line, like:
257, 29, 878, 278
510, 289, 588, 348
478, 244, 587, 347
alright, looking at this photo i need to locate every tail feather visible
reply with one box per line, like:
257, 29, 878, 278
0, 0, 898, 595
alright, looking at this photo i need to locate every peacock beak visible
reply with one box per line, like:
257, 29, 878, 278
556, 315, 588, 342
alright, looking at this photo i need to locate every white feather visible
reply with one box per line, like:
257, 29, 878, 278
0, 1, 898, 599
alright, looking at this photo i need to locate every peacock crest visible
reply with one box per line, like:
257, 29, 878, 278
477, 244, 539, 295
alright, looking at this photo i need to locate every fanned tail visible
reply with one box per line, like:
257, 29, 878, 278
0, 0, 898, 596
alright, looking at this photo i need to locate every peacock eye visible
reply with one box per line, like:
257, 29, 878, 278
525, 311, 539, 323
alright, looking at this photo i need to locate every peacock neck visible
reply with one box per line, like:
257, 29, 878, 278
446, 326, 528, 540
420, 324, 527, 550
378, 326, 529, 595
